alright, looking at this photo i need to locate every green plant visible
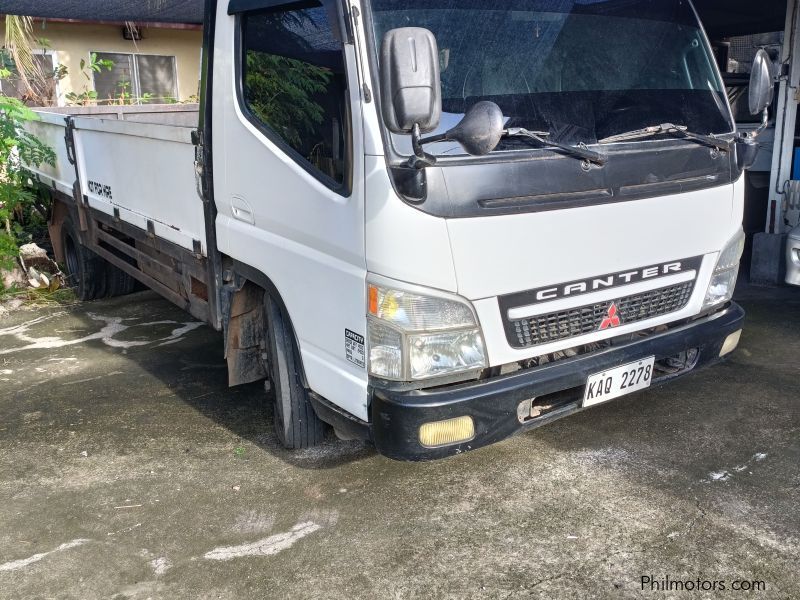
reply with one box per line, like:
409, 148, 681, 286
245, 51, 331, 149
65, 53, 114, 106
104, 80, 155, 106
0, 95, 55, 273
112, 79, 132, 105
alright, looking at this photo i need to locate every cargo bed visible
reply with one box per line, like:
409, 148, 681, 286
27, 105, 204, 254
25, 104, 214, 324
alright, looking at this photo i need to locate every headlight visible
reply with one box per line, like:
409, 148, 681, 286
703, 229, 745, 309
367, 284, 487, 381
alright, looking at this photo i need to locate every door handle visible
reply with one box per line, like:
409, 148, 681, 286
231, 195, 255, 225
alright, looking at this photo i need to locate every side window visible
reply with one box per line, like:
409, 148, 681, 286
93, 52, 135, 104
0, 53, 57, 102
241, 5, 348, 187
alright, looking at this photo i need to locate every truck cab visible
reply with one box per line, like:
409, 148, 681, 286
30, 0, 770, 460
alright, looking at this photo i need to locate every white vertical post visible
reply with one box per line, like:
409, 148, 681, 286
766, 0, 800, 233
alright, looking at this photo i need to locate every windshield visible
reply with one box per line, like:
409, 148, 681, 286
368, 0, 734, 157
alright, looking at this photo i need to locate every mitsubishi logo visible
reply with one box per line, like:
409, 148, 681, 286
599, 303, 621, 330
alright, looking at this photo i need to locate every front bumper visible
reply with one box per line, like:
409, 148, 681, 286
370, 303, 745, 461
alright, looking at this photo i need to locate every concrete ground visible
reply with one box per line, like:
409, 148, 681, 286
0, 288, 797, 599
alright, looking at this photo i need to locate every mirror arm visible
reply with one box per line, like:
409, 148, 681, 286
739, 107, 770, 143
758, 107, 770, 134
418, 132, 448, 145
409, 123, 438, 169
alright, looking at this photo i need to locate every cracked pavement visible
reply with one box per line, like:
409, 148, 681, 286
0, 287, 798, 599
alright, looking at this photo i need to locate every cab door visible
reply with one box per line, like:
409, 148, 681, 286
213, 0, 370, 420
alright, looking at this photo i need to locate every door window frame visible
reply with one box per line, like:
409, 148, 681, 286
233, 8, 354, 197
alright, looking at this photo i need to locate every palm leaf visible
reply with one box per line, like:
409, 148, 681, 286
4, 15, 45, 101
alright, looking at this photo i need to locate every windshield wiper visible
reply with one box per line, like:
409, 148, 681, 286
503, 128, 608, 166
599, 123, 731, 152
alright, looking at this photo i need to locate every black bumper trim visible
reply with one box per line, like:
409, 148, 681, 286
370, 303, 745, 461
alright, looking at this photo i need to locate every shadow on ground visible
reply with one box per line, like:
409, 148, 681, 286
0, 291, 374, 470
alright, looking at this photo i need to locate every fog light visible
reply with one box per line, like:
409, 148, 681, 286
720, 330, 742, 357
419, 416, 475, 448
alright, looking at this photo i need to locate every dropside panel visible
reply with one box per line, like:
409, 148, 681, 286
70, 117, 207, 255
25, 112, 75, 197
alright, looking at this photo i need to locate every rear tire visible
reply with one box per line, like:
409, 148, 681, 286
105, 256, 137, 297
62, 217, 108, 301
265, 295, 326, 449
61, 216, 136, 300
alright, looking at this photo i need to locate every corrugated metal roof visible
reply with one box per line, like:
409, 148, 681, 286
0, 0, 205, 24
0, 0, 789, 35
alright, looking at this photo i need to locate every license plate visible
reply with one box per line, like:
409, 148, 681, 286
583, 356, 655, 408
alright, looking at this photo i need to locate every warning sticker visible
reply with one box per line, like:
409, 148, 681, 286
345, 329, 366, 369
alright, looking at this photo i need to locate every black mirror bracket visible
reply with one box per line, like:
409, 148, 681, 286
409, 123, 437, 169
736, 108, 770, 149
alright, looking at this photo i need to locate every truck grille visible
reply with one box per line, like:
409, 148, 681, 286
507, 281, 695, 349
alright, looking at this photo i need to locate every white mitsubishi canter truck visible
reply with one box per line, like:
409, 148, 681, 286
26, 0, 772, 459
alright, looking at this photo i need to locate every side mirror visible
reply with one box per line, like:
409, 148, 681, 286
738, 48, 775, 159
749, 48, 774, 117
380, 27, 441, 134
420, 101, 505, 156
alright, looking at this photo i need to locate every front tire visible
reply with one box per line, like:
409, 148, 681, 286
265, 295, 326, 449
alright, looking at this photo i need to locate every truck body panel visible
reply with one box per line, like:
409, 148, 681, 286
364, 156, 458, 293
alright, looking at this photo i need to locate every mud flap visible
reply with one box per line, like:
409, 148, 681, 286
225, 283, 268, 387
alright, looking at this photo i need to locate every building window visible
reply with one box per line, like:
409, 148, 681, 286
0, 52, 59, 104
240, 5, 349, 187
92, 52, 178, 104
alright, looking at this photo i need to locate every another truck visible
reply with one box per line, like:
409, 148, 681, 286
25, 0, 772, 460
